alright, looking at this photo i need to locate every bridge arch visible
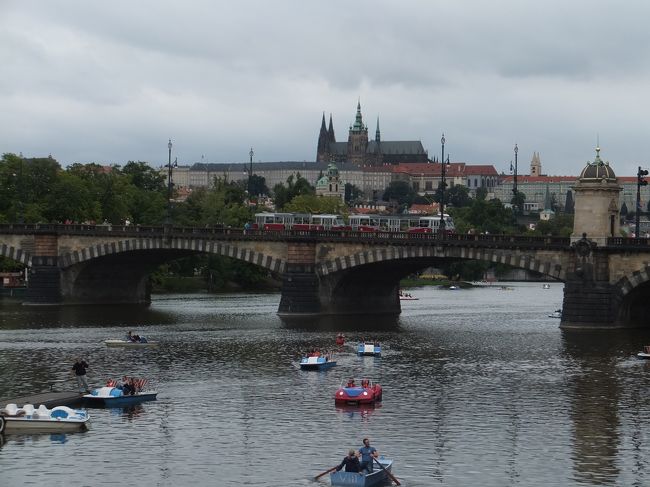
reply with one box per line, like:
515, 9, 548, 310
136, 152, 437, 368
0, 244, 30, 266
317, 245, 565, 281
612, 266, 650, 328
59, 237, 287, 273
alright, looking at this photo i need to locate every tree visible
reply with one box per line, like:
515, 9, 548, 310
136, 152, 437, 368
122, 161, 166, 192
475, 186, 488, 201
285, 194, 346, 215
511, 190, 525, 215
344, 183, 363, 204
447, 185, 471, 208
272, 173, 315, 210
248, 174, 268, 197
383, 180, 416, 207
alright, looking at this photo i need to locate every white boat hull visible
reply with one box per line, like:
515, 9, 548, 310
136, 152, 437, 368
3, 417, 89, 433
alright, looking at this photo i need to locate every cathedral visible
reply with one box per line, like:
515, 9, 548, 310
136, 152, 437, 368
316, 102, 429, 166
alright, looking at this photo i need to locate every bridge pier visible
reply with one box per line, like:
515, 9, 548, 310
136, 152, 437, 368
560, 236, 623, 329
25, 235, 62, 305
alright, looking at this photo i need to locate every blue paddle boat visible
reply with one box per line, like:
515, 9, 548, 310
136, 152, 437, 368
357, 342, 381, 357
330, 457, 394, 487
300, 355, 337, 370
83, 386, 158, 407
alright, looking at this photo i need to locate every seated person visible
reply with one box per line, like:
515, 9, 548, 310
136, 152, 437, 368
336, 449, 361, 473
361, 379, 369, 388
346, 378, 356, 388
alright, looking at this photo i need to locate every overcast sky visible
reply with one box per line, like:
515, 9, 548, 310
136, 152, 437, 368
2, 0, 650, 176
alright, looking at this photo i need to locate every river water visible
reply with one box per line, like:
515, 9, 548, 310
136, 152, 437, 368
1, 282, 650, 486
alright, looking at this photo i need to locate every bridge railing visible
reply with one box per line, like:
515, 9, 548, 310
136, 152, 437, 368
0, 223, 574, 248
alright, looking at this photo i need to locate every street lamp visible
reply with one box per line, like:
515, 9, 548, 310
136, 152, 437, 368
636, 165, 648, 238
438, 134, 450, 238
248, 147, 254, 197
166, 139, 176, 226
512, 143, 519, 215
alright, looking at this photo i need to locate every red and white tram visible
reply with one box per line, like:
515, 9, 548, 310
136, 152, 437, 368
347, 214, 455, 234
254, 213, 348, 231
253, 212, 454, 233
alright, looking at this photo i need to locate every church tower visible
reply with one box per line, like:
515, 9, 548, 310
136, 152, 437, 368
530, 151, 542, 176
347, 101, 369, 165
316, 113, 330, 162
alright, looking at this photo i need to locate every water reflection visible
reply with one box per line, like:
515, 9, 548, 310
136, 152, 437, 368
561, 332, 628, 485
280, 314, 403, 332
334, 403, 381, 422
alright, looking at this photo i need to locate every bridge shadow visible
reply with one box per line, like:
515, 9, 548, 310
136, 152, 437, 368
279, 314, 402, 332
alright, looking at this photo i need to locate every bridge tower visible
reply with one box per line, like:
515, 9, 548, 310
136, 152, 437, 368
571, 146, 621, 246
562, 147, 622, 329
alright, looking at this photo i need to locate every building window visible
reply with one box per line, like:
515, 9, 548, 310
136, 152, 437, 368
413, 182, 420, 192
425, 181, 432, 190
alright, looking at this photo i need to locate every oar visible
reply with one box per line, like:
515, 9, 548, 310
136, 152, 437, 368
373, 457, 400, 486
314, 466, 338, 480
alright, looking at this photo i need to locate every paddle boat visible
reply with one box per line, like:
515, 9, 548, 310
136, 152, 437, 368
83, 380, 158, 407
357, 342, 381, 357
330, 457, 394, 487
0, 404, 90, 434
543, 283, 551, 289
637, 346, 650, 360
548, 309, 562, 319
300, 354, 337, 371
334, 378, 382, 406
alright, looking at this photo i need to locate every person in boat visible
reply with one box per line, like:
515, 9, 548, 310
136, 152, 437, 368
126, 331, 138, 342
358, 438, 378, 474
121, 376, 134, 395
335, 449, 362, 473
361, 379, 369, 388
346, 378, 356, 388
72, 358, 91, 393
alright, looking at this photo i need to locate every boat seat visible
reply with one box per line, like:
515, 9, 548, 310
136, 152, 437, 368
3, 403, 19, 416
22, 404, 35, 416
36, 405, 50, 417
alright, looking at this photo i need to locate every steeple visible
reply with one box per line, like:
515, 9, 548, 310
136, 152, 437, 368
375, 116, 381, 142
317, 112, 330, 161
328, 113, 336, 143
351, 99, 365, 132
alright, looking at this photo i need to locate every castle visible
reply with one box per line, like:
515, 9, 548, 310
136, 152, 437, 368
316, 102, 429, 166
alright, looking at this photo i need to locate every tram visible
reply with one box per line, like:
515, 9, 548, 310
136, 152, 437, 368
347, 214, 455, 234
254, 212, 348, 231
253, 212, 455, 234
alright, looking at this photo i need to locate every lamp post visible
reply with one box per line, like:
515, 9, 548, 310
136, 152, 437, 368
636, 165, 648, 238
438, 134, 450, 238
248, 147, 254, 197
512, 143, 519, 215
166, 139, 174, 226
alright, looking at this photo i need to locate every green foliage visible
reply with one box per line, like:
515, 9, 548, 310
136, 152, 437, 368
529, 214, 574, 237
248, 174, 269, 196
511, 190, 526, 214
284, 194, 346, 215
383, 180, 416, 207
272, 173, 315, 210
122, 161, 166, 192
344, 183, 363, 204
450, 199, 518, 235
475, 186, 488, 201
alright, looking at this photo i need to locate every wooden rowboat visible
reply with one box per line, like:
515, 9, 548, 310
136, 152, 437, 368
330, 457, 393, 486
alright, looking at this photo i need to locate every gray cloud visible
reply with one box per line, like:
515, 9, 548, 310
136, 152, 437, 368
2, 0, 650, 177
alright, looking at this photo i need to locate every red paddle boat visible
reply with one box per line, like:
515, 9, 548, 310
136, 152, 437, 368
334, 378, 382, 406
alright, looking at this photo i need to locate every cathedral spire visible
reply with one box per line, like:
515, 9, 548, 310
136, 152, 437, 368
375, 116, 381, 142
352, 99, 364, 131
317, 112, 330, 161
328, 113, 336, 143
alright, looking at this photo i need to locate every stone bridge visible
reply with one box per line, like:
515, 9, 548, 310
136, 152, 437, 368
3, 223, 650, 329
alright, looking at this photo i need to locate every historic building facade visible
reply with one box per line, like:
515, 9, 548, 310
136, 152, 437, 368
316, 102, 429, 166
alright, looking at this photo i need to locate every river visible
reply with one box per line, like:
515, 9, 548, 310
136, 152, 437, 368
1, 282, 650, 486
